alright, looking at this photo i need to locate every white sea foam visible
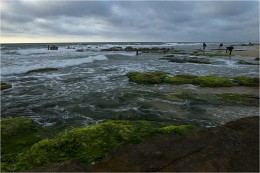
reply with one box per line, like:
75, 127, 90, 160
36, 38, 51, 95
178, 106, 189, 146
1, 55, 108, 75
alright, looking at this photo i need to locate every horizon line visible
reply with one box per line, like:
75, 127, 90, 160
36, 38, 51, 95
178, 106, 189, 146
1, 41, 259, 44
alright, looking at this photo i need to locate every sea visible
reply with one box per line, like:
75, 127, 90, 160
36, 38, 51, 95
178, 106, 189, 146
1, 42, 259, 129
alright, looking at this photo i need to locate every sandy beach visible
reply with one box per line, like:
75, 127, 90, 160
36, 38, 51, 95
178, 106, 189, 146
233, 45, 260, 58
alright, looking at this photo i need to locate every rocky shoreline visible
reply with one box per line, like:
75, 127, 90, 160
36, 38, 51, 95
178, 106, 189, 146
29, 116, 259, 172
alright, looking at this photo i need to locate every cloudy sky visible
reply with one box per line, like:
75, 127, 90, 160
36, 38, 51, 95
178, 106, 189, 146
1, 0, 259, 43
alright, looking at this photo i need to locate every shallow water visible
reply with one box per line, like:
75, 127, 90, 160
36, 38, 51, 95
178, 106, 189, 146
1, 42, 259, 128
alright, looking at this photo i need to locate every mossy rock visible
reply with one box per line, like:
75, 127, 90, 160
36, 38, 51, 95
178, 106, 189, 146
217, 93, 259, 106
193, 76, 233, 87
187, 57, 211, 64
165, 75, 233, 87
233, 76, 259, 87
175, 92, 208, 103
164, 74, 198, 85
127, 71, 259, 87
161, 57, 211, 64
26, 68, 58, 74
1, 117, 35, 136
238, 60, 259, 65
10, 120, 197, 171
173, 52, 231, 57
174, 92, 259, 106
197, 52, 231, 57
157, 124, 197, 135
1, 83, 12, 90
1, 117, 45, 172
127, 71, 167, 84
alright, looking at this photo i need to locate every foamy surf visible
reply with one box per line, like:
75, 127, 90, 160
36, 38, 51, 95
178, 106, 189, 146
1, 55, 108, 75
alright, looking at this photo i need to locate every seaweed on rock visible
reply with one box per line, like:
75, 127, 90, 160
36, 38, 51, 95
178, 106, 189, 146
233, 76, 259, 87
1, 117, 197, 171
127, 71, 167, 84
165, 75, 233, 87
127, 71, 259, 87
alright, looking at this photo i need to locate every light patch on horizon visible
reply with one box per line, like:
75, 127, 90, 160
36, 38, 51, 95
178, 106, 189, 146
1, 0, 259, 43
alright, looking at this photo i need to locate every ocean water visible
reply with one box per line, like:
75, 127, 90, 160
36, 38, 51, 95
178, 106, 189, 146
1, 42, 259, 128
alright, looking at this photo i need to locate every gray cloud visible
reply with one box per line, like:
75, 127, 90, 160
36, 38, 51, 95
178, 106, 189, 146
1, 0, 259, 42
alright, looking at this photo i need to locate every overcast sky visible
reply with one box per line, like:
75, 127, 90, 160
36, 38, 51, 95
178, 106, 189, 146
1, 0, 259, 43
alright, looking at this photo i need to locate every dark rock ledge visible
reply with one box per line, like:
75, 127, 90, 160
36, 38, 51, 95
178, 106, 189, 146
30, 116, 259, 172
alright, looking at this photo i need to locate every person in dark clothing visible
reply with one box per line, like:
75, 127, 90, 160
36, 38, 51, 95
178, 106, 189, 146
219, 43, 223, 49
48, 45, 50, 50
136, 50, 139, 56
226, 46, 234, 55
203, 42, 207, 51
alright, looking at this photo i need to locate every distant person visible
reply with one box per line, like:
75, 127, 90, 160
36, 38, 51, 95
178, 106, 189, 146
226, 46, 234, 55
136, 50, 139, 56
219, 43, 223, 49
48, 45, 49, 50
203, 42, 207, 51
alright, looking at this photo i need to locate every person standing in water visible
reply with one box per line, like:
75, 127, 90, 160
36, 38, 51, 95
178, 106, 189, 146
203, 42, 207, 51
219, 43, 223, 49
226, 46, 234, 55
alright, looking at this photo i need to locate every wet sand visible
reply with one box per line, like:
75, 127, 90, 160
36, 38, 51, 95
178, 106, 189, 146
233, 45, 259, 58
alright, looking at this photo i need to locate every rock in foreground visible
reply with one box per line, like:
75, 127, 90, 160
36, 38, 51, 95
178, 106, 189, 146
30, 116, 259, 172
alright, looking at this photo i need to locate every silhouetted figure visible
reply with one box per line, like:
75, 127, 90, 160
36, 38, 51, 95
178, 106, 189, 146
48, 45, 50, 50
226, 46, 234, 55
219, 43, 223, 49
203, 42, 207, 51
136, 50, 139, 56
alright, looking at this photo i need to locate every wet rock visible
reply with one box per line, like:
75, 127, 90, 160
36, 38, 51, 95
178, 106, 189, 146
161, 56, 211, 64
86, 116, 259, 172
1, 82, 12, 90
29, 116, 259, 172
26, 68, 58, 74
238, 60, 259, 65
100, 46, 124, 51
127, 71, 167, 84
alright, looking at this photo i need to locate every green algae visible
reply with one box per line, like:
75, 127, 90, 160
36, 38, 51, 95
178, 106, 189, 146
157, 124, 197, 135
217, 93, 259, 106
127, 71, 167, 84
161, 56, 211, 64
172, 52, 231, 57
233, 76, 259, 87
1, 117, 197, 171
196, 52, 231, 57
173, 92, 259, 106
165, 75, 233, 87
1, 117, 45, 172
127, 71, 259, 87
164, 75, 198, 85
193, 76, 233, 87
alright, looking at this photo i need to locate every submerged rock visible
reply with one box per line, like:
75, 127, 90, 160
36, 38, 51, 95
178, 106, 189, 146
161, 56, 211, 64
26, 68, 58, 74
238, 60, 259, 65
1, 82, 12, 90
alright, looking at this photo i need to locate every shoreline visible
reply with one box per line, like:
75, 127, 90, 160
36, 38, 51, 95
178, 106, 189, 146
233, 45, 259, 58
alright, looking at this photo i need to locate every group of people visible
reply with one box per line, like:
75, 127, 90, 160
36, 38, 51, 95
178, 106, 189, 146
202, 42, 234, 55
